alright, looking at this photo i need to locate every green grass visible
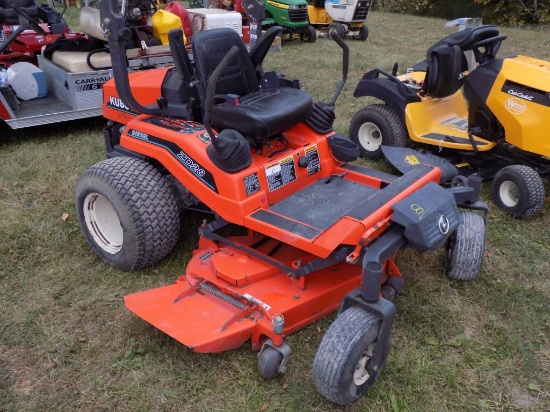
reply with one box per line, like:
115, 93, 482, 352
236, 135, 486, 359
1, 9, 550, 412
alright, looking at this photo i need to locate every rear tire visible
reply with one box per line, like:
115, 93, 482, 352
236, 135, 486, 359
445, 211, 485, 281
492, 165, 545, 219
312, 307, 386, 405
75, 157, 180, 271
349, 104, 407, 159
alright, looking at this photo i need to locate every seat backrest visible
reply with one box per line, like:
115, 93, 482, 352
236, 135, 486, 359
192, 28, 258, 98
0, 0, 38, 25
428, 25, 500, 53
424, 44, 464, 99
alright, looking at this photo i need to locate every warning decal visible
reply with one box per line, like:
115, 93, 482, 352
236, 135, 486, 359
441, 117, 468, 131
305, 145, 321, 175
265, 156, 296, 192
244, 173, 261, 196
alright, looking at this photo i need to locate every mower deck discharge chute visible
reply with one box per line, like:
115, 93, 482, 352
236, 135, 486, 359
350, 25, 550, 218
76, 0, 488, 405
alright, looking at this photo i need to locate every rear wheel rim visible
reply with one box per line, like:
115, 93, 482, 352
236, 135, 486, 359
83, 193, 123, 254
358, 122, 382, 152
499, 180, 519, 207
352, 343, 375, 386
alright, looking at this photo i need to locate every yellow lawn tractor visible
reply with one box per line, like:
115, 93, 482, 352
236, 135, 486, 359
308, 0, 371, 40
350, 25, 550, 219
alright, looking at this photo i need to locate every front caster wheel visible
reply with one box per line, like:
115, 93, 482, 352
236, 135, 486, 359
349, 104, 407, 159
492, 165, 545, 219
312, 307, 386, 405
445, 211, 486, 281
75, 157, 180, 271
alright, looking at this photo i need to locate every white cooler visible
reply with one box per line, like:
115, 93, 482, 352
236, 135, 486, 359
188, 8, 243, 36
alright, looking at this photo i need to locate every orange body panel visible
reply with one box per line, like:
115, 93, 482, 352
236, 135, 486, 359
112, 114, 441, 258
102, 69, 170, 123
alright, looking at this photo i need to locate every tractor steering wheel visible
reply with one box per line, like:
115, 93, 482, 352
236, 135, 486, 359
12, 4, 47, 36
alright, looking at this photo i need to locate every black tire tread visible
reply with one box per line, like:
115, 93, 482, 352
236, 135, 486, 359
446, 211, 485, 281
76, 157, 180, 270
492, 165, 545, 219
349, 104, 407, 159
312, 307, 380, 405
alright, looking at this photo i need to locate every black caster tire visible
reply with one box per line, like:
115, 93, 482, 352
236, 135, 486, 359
312, 307, 386, 405
258, 347, 283, 380
445, 211, 486, 281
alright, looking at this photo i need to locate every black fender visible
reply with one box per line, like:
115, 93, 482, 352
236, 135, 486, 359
353, 68, 421, 122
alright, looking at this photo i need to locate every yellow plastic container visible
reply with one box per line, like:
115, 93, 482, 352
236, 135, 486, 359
152, 9, 185, 45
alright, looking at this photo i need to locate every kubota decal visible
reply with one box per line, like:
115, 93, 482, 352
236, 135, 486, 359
127, 129, 218, 192
107, 96, 138, 115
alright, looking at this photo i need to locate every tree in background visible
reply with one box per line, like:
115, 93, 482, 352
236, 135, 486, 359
373, 0, 550, 25
474, 0, 549, 25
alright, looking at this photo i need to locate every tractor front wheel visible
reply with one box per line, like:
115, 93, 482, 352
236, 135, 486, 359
312, 307, 386, 405
300, 25, 317, 43
355, 24, 369, 41
349, 104, 407, 159
75, 157, 180, 271
328, 22, 345, 39
492, 165, 545, 219
445, 211, 486, 281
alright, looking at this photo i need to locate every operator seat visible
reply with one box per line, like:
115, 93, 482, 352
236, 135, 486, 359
424, 44, 464, 99
423, 25, 504, 98
0, 0, 39, 25
192, 28, 313, 141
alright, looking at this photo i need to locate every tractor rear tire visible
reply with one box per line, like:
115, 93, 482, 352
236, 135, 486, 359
349, 104, 407, 159
445, 211, 485, 281
329, 22, 345, 39
75, 157, 180, 271
312, 307, 386, 405
492, 165, 545, 219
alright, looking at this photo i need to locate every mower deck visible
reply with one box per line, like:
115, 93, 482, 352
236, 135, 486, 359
124, 234, 400, 353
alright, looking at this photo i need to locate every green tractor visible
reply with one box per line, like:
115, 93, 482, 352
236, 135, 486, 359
190, 0, 316, 42
262, 0, 316, 42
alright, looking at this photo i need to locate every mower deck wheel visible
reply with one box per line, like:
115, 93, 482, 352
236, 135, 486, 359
257, 347, 284, 380
75, 157, 180, 271
445, 211, 485, 281
492, 165, 545, 219
349, 104, 407, 159
328, 22, 345, 39
312, 307, 385, 405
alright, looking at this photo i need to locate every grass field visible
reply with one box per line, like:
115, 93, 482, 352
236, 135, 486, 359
1, 9, 549, 412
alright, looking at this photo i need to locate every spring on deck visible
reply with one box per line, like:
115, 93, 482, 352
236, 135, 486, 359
199, 283, 246, 310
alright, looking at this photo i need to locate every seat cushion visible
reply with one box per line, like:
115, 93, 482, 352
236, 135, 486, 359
211, 87, 313, 138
